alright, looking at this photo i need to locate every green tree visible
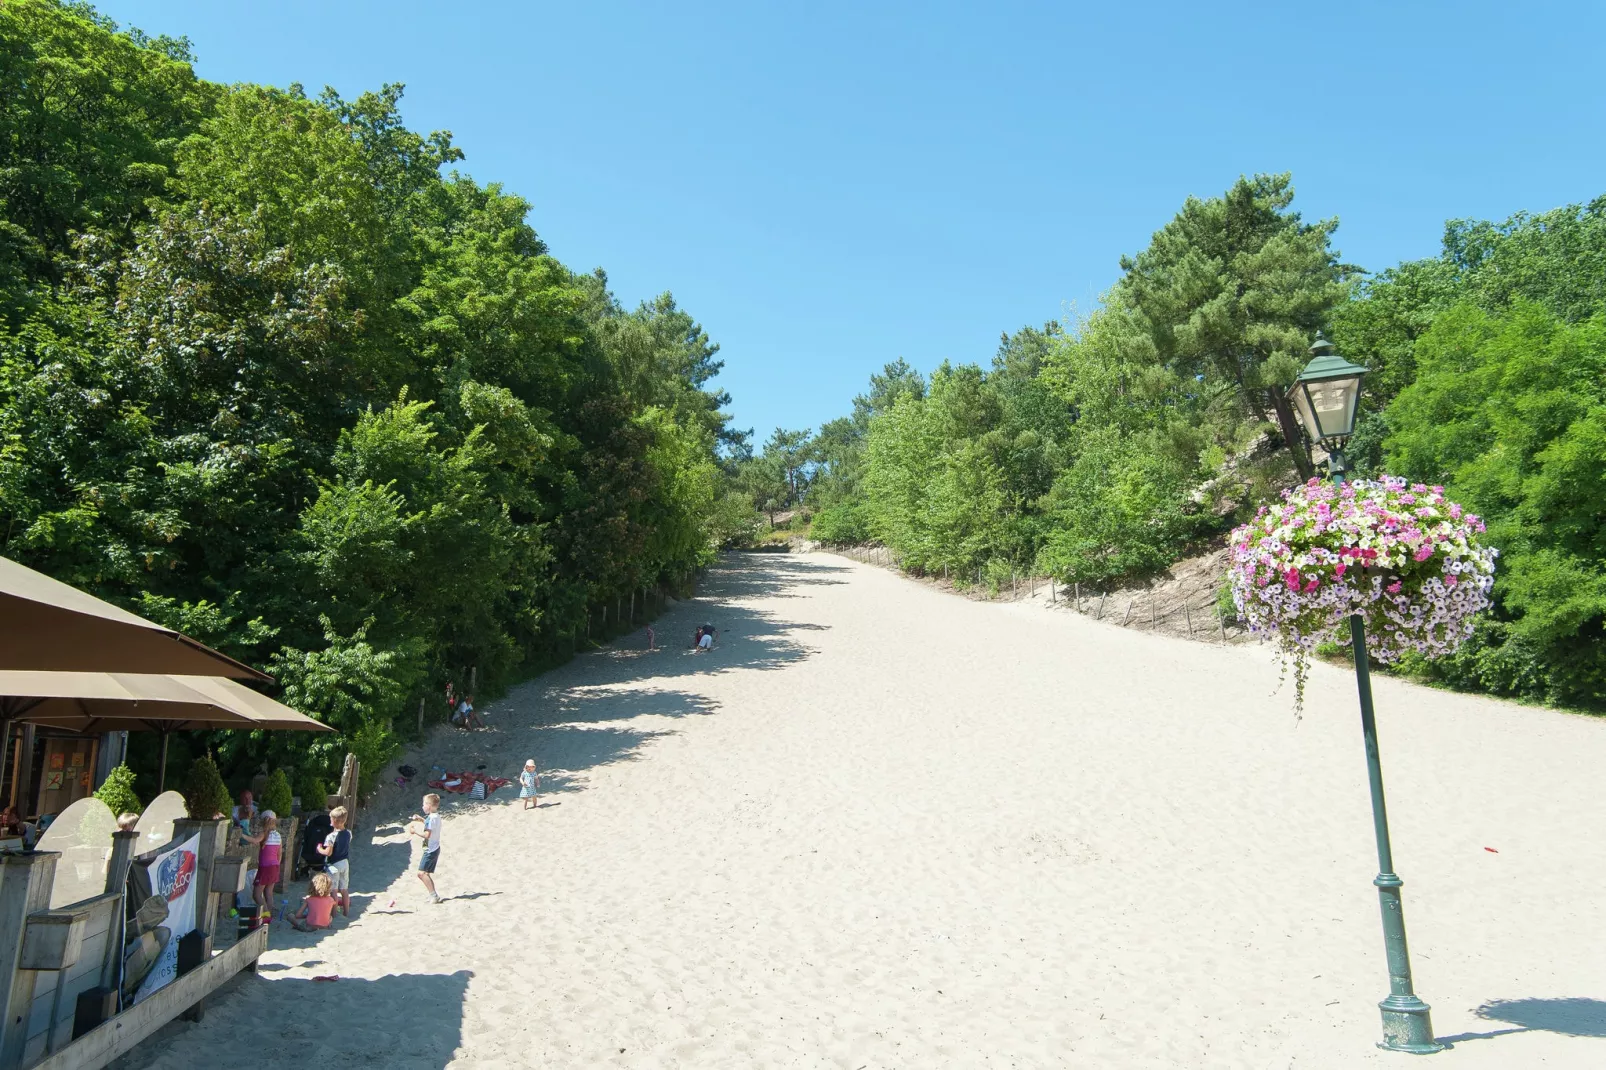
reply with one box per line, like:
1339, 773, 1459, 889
1383, 301, 1606, 707
1112, 173, 1352, 479
0, 0, 213, 314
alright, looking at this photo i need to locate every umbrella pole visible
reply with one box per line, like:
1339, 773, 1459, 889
158, 732, 170, 794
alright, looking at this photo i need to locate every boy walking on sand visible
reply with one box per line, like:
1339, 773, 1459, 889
410, 793, 443, 903
318, 806, 353, 917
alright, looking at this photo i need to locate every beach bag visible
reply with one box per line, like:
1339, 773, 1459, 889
469, 780, 486, 801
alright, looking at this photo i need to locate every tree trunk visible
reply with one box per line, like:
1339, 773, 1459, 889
1269, 389, 1315, 481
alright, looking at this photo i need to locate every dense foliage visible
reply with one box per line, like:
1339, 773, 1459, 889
805, 175, 1339, 591
0, 1, 737, 792
806, 180, 1605, 712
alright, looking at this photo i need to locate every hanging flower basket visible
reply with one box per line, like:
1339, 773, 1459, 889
1227, 476, 1497, 712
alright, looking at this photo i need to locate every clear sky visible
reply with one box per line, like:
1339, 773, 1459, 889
104, 1, 1606, 442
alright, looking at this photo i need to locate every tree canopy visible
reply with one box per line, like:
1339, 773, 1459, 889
0, 0, 738, 793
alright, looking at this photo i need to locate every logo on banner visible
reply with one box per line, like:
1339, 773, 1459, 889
157, 848, 197, 902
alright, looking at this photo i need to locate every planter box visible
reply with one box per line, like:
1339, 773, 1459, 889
19, 913, 85, 972
209, 856, 248, 894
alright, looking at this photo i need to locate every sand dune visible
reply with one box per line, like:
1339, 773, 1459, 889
114, 552, 1606, 1068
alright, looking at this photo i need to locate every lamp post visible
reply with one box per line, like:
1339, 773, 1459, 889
1290, 333, 1444, 1054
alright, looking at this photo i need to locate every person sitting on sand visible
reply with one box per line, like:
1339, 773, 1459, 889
290, 871, 337, 932
453, 694, 486, 730
697, 628, 714, 651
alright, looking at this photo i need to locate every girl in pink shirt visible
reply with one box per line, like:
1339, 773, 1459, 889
242, 811, 282, 919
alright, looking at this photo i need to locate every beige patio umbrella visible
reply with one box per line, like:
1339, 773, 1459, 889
0, 556, 272, 681
0, 672, 332, 792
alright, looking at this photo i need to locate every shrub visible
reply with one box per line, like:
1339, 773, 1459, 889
181, 756, 231, 820
260, 769, 293, 817
94, 764, 142, 818
296, 770, 330, 810
810, 501, 870, 545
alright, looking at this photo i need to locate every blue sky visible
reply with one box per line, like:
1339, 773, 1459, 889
107, 1, 1606, 442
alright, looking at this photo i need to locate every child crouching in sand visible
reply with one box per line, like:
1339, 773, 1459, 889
290, 872, 337, 932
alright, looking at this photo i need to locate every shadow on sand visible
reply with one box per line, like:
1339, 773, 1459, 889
366, 553, 848, 831
1438, 997, 1606, 1047
111, 970, 473, 1070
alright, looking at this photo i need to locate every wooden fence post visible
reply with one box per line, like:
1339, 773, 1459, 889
1184, 603, 1192, 636
1097, 592, 1107, 619
1122, 598, 1133, 625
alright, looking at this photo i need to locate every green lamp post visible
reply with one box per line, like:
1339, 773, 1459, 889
1290, 333, 1444, 1054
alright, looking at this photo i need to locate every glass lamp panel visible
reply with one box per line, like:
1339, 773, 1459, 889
1292, 382, 1320, 442
1310, 375, 1361, 439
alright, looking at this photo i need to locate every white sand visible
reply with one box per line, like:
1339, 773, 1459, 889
117, 552, 1606, 1068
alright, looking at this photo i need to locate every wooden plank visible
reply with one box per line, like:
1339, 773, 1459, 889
0, 851, 58, 1068
30, 926, 267, 1070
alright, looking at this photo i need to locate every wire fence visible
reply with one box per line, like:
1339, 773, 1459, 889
831, 544, 1254, 645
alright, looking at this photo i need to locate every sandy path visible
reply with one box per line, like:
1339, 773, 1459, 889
116, 553, 1606, 1068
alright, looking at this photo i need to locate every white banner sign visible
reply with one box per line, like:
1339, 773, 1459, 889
132, 832, 201, 1004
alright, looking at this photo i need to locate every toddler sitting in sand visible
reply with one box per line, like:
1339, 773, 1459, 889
290, 872, 337, 932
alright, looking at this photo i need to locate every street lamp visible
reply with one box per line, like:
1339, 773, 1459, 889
1290, 332, 1444, 1054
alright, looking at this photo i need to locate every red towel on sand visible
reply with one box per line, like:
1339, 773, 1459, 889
426, 771, 511, 795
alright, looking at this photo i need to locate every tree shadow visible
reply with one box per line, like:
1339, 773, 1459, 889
1437, 997, 1606, 1046
238, 831, 416, 945
110, 970, 473, 1069
546, 686, 719, 724
706, 554, 851, 599
585, 560, 834, 684
374, 553, 839, 816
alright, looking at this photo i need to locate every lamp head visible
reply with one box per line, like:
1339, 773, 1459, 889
1289, 332, 1367, 444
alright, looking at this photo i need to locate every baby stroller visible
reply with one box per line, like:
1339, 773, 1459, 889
295, 810, 333, 881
